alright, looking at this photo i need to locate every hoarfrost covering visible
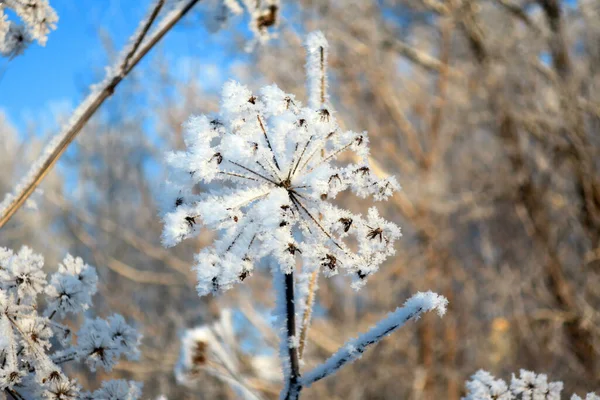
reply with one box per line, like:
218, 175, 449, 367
0, 246, 141, 400
463, 369, 598, 400
301, 291, 447, 386
160, 38, 401, 297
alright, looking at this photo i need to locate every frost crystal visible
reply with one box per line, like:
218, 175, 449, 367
161, 32, 401, 297
0, 246, 141, 399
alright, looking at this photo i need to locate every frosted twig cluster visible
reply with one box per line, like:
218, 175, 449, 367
162, 31, 447, 400
463, 370, 599, 400
0, 246, 141, 400
0, 0, 57, 58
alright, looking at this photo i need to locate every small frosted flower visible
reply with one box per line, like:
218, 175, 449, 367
45, 275, 87, 317
463, 369, 580, 400
0, 247, 140, 398
0, 365, 25, 390
511, 370, 542, 400
1, 246, 46, 302
76, 316, 139, 372
87, 380, 142, 400
76, 319, 119, 372
42, 378, 81, 400
161, 32, 401, 297
45, 254, 98, 318
0, 0, 57, 57
20, 317, 53, 354
58, 254, 98, 294
571, 395, 600, 400
108, 314, 141, 361
463, 370, 512, 400
12, 0, 58, 45
0, 22, 31, 57
546, 381, 564, 400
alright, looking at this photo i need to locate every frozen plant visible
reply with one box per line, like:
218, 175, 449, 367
463, 369, 599, 400
0, 0, 57, 58
161, 31, 401, 295
206, 0, 279, 50
161, 31, 447, 400
0, 246, 142, 400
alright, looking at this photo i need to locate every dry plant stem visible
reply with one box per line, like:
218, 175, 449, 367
298, 270, 319, 359
284, 272, 303, 400
0, 0, 202, 229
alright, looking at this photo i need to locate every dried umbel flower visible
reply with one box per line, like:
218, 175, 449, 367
160, 31, 401, 297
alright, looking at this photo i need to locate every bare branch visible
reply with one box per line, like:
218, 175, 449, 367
301, 292, 447, 388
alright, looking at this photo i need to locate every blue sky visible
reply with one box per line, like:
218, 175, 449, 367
0, 0, 247, 133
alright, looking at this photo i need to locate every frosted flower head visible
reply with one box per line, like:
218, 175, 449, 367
76, 317, 140, 372
45, 254, 98, 318
463, 370, 512, 400
57, 254, 98, 293
0, 22, 31, 57
0, 246, 46, 303
161, 32, 401, 296
463, 369, 581, 400
107, 314, 141, 361
42, 378, 81, 400
571, 394, 600, 400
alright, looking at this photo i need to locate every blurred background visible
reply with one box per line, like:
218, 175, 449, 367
1, 0, 599, 398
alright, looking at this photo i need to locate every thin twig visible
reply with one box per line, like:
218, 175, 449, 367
0, 0, 202, 228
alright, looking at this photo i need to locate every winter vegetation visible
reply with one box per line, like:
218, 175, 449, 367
0, 246, 141, 399
1, 0, 600, 399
